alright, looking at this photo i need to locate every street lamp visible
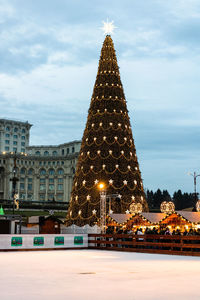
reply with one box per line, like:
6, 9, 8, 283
188, 172, 200, 206
98, 182, 122, 233
98, 182, 107, 234
10, 153, 19, 214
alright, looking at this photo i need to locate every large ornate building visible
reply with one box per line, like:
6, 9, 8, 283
0, 119, 81, 203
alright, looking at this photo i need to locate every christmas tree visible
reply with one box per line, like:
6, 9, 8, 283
66, 34, 148, 226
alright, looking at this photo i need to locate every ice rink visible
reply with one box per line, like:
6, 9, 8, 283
0, 250, 200, 300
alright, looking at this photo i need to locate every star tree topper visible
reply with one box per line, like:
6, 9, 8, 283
101, 20, 116, 35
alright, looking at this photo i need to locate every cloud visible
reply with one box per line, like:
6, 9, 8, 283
0, 1, 15, 24
0, 0, 200, 193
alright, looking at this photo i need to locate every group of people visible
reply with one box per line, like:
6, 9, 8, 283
106, 226, 200, 236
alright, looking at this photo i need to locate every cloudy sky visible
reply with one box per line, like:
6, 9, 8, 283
0, 0, 200, 194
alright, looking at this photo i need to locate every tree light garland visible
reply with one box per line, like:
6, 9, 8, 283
66, 33, 148, 226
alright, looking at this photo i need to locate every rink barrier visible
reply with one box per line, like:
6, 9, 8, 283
0, 234, 88, 251
88, 234, 200, 257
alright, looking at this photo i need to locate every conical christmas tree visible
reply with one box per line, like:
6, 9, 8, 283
66, 34, 148, 226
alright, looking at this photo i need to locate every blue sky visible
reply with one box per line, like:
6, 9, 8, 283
0, 0, 200, 194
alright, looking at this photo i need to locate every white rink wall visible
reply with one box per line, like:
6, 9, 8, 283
61, 224, 101, 234
0, 234, 88, 250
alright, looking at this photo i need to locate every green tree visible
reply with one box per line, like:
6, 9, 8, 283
66, 35, 148, 226
173, 190, 183, 210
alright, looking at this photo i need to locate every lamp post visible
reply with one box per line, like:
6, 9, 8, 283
189, 172, 200, 206
98, 182, 122, 233
98, 183, 107, 234
10, 153, 19, 214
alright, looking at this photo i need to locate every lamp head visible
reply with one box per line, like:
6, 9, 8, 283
98, 182, 105, 190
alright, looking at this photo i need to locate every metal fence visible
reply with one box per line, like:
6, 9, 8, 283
88, 234, 200, 257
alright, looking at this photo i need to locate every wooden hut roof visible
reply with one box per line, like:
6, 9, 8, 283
109, 213, 133, 224
141, 213, 166, 224
176, 211, 200, 224
109, 213, 167, 225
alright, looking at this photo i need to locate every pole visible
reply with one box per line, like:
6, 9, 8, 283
189, 172, 200, 209
10, 153, 18, 215
194, 172, 197, 204
100, 190, 106, 234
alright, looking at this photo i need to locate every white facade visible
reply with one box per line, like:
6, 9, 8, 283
0, 119, 32, 154
0, 142, 81, 203
0, 118, 81, 203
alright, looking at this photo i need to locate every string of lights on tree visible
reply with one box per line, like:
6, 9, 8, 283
66, 23, 149, 226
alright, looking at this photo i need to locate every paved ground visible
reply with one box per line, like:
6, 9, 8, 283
0, 250, 200, 300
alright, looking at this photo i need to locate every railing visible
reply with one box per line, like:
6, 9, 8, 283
88, 234, 200, 257
0, 199, 68, 210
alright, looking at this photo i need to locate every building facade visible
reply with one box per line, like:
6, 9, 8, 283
0, 119, 81, 203
0, 119, 32, 153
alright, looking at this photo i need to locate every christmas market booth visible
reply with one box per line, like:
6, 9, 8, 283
107, 213, 167, 232
159, 211, 200, 232
107, 212, 200, 233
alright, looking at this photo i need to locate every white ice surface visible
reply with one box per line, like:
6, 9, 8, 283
0, 250, 200, 300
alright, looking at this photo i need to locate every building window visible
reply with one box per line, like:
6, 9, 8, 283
13, 148, 17, 152
72, 147, 75, 153
57, 161, 60, 166
5, 147, 9, 151
62, 149, 64, 155
57, 184, 63, 190
13, 135, 18, 139
22, 128, 25, 133
44, 151, 49, 156
49, 178, 54, 184
49, 169, 55, 175
57, 194, 63, 201
53, 151, 57, 156
5, 140, 10, 144
21, 142, 25, 146
6, 126, 10, 131
57, 168, 64, 175
40, 184, 46, 191
20, 183, 25, 190
67, 148, 69, 154
58, 178, 63, 183
13, 141, 17, 145
39, 194, 45, 201
27, 194, 33, 200
20, 168, 26, 175
5, 133, 10, 138
61, 161, 64, 165
40, 169, 46, 176
36, 151, 40, 156
20, 193, 26, 199
48, 161, 51, 166
21, 136, 25, 140
28, 169, 33, 175
28, 184, 32, 191
40, 178, 45, 184
49, 184, 54, 191
28, 178, 32, 183
48, 194, 54, 201
14, 127, 18, 132
21, 148, 25, 152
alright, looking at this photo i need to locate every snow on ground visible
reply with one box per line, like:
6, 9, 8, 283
0, 250, 200, 300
